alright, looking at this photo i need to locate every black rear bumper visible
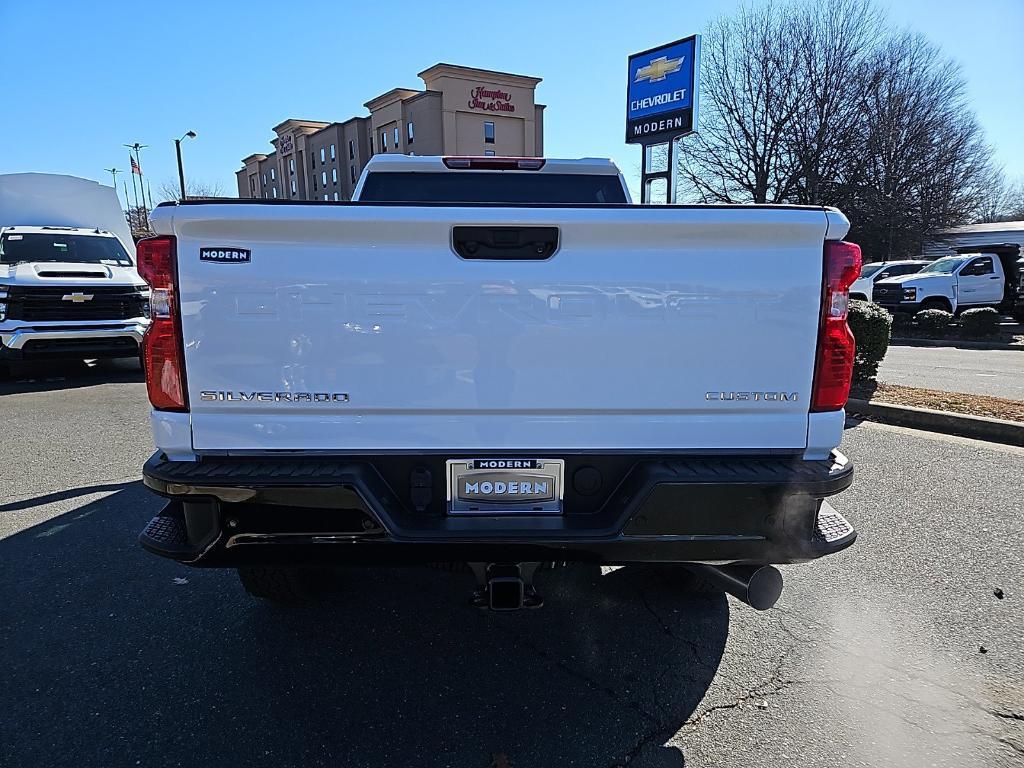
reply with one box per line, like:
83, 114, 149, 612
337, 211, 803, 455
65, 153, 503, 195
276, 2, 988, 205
139, 451, 856, 567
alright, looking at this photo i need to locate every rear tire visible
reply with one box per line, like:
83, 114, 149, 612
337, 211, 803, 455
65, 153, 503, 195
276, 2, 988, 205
237, 566, 322, 604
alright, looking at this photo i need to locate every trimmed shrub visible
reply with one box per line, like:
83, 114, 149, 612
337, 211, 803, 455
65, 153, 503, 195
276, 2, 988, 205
959, 307, 1000, 338
848, 299, 892, 382
914, 308, 955, 337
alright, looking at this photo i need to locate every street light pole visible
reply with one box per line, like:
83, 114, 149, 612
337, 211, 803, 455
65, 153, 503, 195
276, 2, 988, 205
175, 131, 197, 201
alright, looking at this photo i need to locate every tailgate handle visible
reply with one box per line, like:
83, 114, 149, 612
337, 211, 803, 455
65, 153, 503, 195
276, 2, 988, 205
452, 226, 559, 260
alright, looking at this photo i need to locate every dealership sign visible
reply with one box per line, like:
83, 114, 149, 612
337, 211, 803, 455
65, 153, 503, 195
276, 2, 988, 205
626, 35, 700, 144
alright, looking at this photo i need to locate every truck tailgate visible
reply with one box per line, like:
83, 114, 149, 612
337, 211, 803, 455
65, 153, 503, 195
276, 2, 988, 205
154, 203, 830, 453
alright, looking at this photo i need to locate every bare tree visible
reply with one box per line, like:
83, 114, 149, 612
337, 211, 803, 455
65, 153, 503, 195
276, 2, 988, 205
677, 2, 804, 203
783, 0, 883, 205
975, 173, 1024, 223
842, 31, 992, 258
677, 0, 997, 258
156, 179, 225, 202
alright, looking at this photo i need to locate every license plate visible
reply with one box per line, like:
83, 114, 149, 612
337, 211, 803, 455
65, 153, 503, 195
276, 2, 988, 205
446, 458, 564, 515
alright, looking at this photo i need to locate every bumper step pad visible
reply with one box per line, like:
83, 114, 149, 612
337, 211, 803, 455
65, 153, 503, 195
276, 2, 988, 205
139, 512, 196, 559
813, 502, 855, 545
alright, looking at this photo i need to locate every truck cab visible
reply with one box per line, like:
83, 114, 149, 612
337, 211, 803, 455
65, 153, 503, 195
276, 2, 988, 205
873, 244, 1021, 314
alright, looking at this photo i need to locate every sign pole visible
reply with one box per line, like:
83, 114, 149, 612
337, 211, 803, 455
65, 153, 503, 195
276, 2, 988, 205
639, 141, 676, 204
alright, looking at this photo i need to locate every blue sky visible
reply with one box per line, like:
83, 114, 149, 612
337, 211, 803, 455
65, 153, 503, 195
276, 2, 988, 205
1, 0, 1021, 203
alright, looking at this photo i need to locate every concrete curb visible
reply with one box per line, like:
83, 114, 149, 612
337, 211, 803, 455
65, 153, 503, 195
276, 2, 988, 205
889, 337, 1023, 351
847, 399, 1024, 447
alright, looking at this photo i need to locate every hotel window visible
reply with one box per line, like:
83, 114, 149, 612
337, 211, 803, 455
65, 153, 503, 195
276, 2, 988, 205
313, 176, 317, 191
393, 126, 399, 148
262, 173, 267, 185
324, 194, 329, 201
484, 149, 496, 156
272, 187, 277, 198
289, 158, 295, 173
320, 147, 326, 164
350, 166, 356, 184
349, 140, 355, 159
270, 168, 276, 181
484, 121, 495, 143
290, 179, 296, 195
369, 134, 374, 155
322, 171, 328, 187
381, 131, 387, 152
311, 154, 316, 168
332, 168, 338, 184
333, 191, 339, 201
407, 122, 414, 144
330, 143, 336, 160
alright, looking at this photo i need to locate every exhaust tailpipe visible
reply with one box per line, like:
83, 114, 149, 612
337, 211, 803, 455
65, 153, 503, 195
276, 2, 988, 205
685, 564, 783, 611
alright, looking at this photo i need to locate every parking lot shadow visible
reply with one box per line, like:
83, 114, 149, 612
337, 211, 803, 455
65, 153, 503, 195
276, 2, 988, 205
0, 358, 143, 395
2, 484, 729, 768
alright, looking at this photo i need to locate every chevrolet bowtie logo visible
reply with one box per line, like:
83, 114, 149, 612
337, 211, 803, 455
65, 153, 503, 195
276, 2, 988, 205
635, 55, 684, 83
61, 292, 94, 303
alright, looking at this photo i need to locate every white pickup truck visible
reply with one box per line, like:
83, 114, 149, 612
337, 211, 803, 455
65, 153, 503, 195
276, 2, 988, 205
0, 226, 150, 374
137, 155, 860, 611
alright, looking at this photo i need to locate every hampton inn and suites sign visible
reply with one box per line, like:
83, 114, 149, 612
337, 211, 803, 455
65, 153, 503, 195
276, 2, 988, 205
468, 85, 516, 113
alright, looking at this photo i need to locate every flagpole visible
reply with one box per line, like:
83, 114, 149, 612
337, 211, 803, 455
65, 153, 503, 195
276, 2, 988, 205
134, 146, 148, 219
122, 181, 132, 216
128, 159, 141, 226
125, 142, 150, 221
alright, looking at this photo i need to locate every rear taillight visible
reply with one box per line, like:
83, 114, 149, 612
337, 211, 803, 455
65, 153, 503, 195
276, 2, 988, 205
442, 156, 546, 170
811, 240, 862, 412
137, 235, 188, 411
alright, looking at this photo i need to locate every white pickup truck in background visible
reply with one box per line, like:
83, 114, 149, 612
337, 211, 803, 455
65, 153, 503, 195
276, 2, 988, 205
0, 175, 150, 375
849, 259, 930, 303
137, 155, 861, 612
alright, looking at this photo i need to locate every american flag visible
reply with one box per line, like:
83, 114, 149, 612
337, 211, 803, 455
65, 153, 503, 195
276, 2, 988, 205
130, 155, 142, 175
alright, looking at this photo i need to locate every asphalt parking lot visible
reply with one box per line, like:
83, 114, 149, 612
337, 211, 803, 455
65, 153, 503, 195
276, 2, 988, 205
2, 360, 1022, 768
880, 345, 1024, 400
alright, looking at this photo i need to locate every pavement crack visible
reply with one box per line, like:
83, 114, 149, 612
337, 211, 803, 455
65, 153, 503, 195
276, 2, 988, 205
490, 619, 661, 726
991, 710, 1024, 722
636, 580, 724, 678
998, 736, 1024, 756
610, 719, 676, 768
683, 643, 802, 729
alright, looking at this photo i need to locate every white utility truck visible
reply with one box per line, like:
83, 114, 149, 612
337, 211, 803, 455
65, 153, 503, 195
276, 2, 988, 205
137, 155, 861, 611
0, 175, 150, 375
873, 244, 1022, 315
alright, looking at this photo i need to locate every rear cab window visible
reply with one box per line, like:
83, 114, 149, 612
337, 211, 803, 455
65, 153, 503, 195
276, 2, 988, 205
358, 172, 629, 204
